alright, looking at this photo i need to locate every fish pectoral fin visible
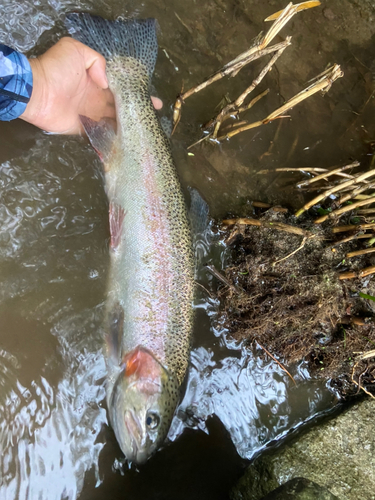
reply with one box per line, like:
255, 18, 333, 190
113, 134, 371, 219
80, 115, 116, 168
109, 202, 126, 250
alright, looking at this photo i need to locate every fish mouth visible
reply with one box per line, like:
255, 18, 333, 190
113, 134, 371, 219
123, 410, 149, 465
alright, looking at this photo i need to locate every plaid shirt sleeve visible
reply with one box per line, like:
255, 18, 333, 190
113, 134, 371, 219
0, 44, 33, 121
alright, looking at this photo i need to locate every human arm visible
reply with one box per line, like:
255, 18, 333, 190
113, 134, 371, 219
0, 38, 162, 135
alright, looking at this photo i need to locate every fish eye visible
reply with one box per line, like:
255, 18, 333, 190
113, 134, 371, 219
146, 411, 160, 430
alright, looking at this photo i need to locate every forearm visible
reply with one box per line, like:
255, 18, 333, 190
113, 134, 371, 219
0, 44, 33, 121
19, 57, 49, 128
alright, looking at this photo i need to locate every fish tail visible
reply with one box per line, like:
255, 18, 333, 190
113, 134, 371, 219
65, 13, 158, 77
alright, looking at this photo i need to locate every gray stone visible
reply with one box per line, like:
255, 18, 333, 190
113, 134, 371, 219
231, 398, 375, 500
260, 478, 340, 500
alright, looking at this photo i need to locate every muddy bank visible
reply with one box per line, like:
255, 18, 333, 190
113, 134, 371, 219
215, 207, 375, 397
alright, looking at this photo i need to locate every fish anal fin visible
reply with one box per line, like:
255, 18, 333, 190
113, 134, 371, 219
109, 202, 126, 250
80, 115, 116, 170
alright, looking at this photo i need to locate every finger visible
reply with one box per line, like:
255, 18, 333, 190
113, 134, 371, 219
76, 41, 109, 89
80, 84, 116, 122
151, 96, 163, 110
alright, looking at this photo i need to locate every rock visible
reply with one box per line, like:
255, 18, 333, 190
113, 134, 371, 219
260, 477, 340, 500
231, 398, 375, 500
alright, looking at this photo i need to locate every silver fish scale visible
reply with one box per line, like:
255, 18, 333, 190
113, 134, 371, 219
105, 55, 194, 388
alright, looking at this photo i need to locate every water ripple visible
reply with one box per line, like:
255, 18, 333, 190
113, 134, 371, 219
0, 348, 106, 500
169, 342, 333, 460
0, 0, 55, 52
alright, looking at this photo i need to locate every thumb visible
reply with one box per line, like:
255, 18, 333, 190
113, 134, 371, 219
82, 44, 109, 89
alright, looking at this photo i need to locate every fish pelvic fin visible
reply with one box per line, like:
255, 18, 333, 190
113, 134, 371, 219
189, 188, 209, 236
79, 115, 116, 169
65, 13, 158, 77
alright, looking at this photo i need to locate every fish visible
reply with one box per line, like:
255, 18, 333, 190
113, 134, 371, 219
65, 13, 195, 465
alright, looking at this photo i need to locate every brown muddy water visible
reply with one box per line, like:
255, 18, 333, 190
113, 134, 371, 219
0, 1, 375, 499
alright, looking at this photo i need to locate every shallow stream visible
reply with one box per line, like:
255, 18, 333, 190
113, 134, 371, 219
1, 1, 375, 499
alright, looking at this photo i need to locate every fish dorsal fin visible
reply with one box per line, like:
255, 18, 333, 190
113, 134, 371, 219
80, 115, 116, 167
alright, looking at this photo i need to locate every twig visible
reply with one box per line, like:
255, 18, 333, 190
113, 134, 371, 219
347, 248, 375, 258
257, 342, 296, 385
339, 266, 375, 280
210, 43, 290, 139
252, 201, 272, 208
173, 41, 291, 133
332, 233, 374, 246
357, 208, 375, 215
356, 350, 375, 361
258, 167, 330, 174
217, 65, 343, 141
172, 1, 321, 133
315, 195, 375, 224
355, 193, 375, 200
265, 65, 343, 123
351, 361, 375, 399
273, 236, 308, 265
296, 167, 375, 217
333, 223, 375, 233
296, 161, 360, 188
265, 1, 321, 21
271, 207, 289, 213
339, 182, 375, 205
195, 281, 213, 298
219, 120, 248, 135
222, 217, 309, 236
258, 166, 356, 183
205, 264, 240, 293
245, 201, 288, 212
236, 89, 270, 115
174, 12, 193, 35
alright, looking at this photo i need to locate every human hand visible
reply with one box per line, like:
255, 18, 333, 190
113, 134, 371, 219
20, 37, 162, 135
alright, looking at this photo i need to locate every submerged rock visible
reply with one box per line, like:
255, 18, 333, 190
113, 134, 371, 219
231, 398, 375, 500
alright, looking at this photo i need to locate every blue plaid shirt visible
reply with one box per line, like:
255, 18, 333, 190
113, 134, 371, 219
0, 44, 33, 121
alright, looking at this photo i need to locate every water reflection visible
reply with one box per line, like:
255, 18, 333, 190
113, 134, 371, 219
0, 310, 107, 500
0, 133, 109, 499
170, 342, 334, 461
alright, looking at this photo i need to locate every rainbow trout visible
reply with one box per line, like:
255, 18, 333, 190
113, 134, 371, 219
65, 14, 194, 464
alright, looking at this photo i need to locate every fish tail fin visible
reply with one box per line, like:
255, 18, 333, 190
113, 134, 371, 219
65, 13, 158, 77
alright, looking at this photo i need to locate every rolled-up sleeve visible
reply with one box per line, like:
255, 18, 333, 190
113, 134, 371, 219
0, 44, 33, 121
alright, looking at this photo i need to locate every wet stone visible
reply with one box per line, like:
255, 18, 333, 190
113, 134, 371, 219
231, 398, 375, 500
260, 477, 341, 500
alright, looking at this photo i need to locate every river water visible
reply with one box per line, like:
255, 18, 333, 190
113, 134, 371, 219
0, 1, 374, 499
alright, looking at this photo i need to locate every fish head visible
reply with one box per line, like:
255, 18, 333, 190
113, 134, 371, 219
109, 346, 179, 465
